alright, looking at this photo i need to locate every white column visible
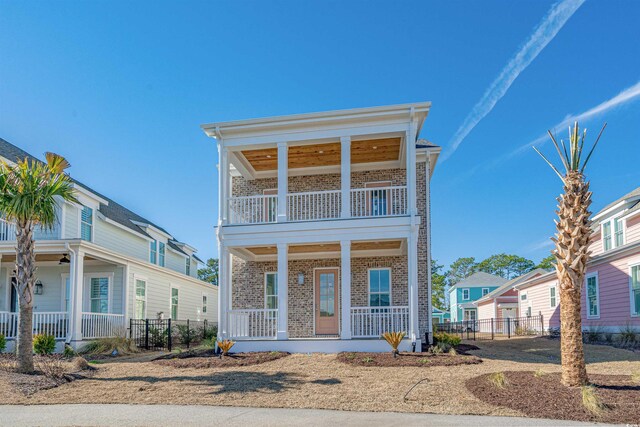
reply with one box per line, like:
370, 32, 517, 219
340, 136, 351, 218
408, 232, 419, 343
276, 242, 288, 340
122, 263, 130, 320
277, 142, 288, 223
218, 245, 229, 339
219, 145, 229, 225
69, 250, 85, 343
340, 240, 351, 339
406, 121, 418, 216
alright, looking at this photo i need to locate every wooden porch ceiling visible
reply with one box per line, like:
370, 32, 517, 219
246, 240, 403, 256
1, 254, 97, 263
241, 137, 401, 172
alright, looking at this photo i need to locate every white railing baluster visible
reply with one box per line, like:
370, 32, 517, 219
349, 306, 409, 338
228, 309, 277, 340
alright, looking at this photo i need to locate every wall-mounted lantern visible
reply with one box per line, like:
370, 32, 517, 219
34, 280, 44, 295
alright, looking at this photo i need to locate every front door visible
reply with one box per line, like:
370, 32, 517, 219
315, 268, 339, 335
10, 278, 18, 312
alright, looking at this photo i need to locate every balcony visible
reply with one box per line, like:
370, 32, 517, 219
227, 186, 407, 225
0, 217, 61, 241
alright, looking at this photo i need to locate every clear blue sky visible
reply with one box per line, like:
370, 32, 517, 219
1, 1, 638, 268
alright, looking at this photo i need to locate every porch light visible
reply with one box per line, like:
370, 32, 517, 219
34, 280, 44, 295
59, 254, 70, 265
298, 273, 304, 285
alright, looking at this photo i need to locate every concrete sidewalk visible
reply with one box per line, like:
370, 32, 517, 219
0, 404, 610, 426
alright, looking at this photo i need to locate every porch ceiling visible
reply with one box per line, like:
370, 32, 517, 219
1, 253, 97, 263
234, 239, 405, 261
240, 137, 401, 172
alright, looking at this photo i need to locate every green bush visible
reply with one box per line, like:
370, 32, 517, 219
203, 324, 217, 341
0, 334, 6, 353
62, 345, 77, 359
175, 324, 197, 348
433, 332, 461, 347
33, 334, 56, 355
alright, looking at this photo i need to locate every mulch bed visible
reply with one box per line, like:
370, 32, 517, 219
466, 371, 640, 424
336, 351, 482, 367
154, 350, 290, 368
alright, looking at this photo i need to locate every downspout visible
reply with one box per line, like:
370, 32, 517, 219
64, 243, 76, 344
425, 155, 433, 345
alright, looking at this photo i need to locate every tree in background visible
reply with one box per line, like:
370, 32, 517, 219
536, 254, 556, 271
431, 259, 447, 310
448, 257, 477, 285
0, 154, 77, 373
198, 258, 219, 286
534, 121, 605, 387
476, 253, 535, 279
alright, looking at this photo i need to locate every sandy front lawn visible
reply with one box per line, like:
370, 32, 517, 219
1, 337, 639, 419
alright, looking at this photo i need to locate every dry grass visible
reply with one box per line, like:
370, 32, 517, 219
534, 368, 547, 378
632, 371, 640, 384
0, 337, 637, 419
581, 385, 607, 416
488, 372, 508, 389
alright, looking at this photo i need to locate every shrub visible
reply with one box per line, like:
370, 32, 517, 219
71, 357, 89, 371
515, 326, 535, 336
448, 347, 457, 356
0, 334, 6, 353
381, 331, 406, 356
488, 372, 508, 389
217, 339, 235, 356
79, 336, 138, 355
619, 324, 638, 346
203, 325, 217, 341
548, 327, 561, 338
149, 326, 168, 348
582, 385, 606, 416
33, 334, 56, 355
433, 332, 461, 347
583, 326, 602, 343
62, 345, 77, 359
202, 337, 217, 348
34, 356, 66, 381
175, 324, 198, 348
429, 345, 443, 355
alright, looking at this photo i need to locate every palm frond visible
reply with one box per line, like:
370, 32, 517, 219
547, 130, 570, 172
533, 147, 565, 181
581, 123, 607, 173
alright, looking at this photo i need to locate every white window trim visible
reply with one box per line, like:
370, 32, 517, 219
201, 292, 209, 315
84, 272, 114, 314
630, 263, 640, 317
586, 272, 600, 319
134, 276, 148, 319
158, 241, 166, 267
149, 239, 157, 265
549, 283, 558, 308
264, 271, 278, 310
78, 205, 95, 243
169, 285, 179, 319
61, 273, 70, 312
520, 291, 528, 301
186, 257, 191, 276
367, 267, 393, 307
461, 288, 470, 301
601, 216, 626, 252
481, 287, 490, 297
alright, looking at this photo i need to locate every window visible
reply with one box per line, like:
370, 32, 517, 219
186, 258, 191, 276
150, 240, 157, 264
170, 287, 179, 319
526, 305, 532, 317
614, 218, 624, 248
63, 276, 71, 312
80, 206, 93, 241
265, 272, 278, 310
135, 279, 146, 319
461, 288, 470, 301
202, 295, 208, 314
602, 217, 625, 251
631, 265, 640, 316
520, 292, 528, 301
602, 222, 612, 251
549, 285, 557, 308
159, 242, 166, 267
90, 277, 109, 313
586, 273, 599, 318
369, 268, 391, 307
482, 288, 489, 296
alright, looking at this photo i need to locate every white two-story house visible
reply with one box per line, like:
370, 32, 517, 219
203, 103, 440, 352
0, 138, 217, 350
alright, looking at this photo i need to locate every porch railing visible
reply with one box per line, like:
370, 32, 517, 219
228, 195, 278, 224
81, 313, 126, 339
0, 217, 61, 241
0, 218, 17, 241
228, 309, 278, 339
350, 306, 409, 338
350, 186, 407, 218
287, 190, 341, 221
0, 311, 68, 340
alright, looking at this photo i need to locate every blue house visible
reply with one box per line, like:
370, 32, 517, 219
448, 272, 508, 322
432, 307, 451, 324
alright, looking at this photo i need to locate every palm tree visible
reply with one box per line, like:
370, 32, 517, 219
534, 121, 606, 387
0, 153, 77, 373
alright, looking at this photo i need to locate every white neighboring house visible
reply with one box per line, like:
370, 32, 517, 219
0, 138, 217, 350
203, 103, 441, 353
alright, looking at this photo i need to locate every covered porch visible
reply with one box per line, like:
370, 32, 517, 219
0, 246, 127, 346
219, 237, 420, 351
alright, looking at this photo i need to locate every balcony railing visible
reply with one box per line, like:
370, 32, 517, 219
226, 186, 408, 225
350, 306, 409, 338
0, 217, 61, 241
228, 309, 278, 339
81, 313, 126, 339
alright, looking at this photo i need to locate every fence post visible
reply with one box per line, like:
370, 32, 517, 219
507, 318, 511, 339
145, 319, 149, 350
168, 319, 172, 351
129, 318, 133, 339
187, 319, 190, 349
204, 319, 208, 339
540, 313, 544, 335
473, 321, 476, 341
491, 318, 494, 340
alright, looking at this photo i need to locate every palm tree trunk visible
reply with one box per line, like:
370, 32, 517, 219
16, 222, 36, 374
559, 281, 587, 386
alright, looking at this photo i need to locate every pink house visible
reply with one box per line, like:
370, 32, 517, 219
516, 187, 640, 332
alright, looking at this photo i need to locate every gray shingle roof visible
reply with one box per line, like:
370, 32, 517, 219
451, 271, 509, 289
476, 268, 549, 303
595, 186, 640, 218
0, 137, 198, 257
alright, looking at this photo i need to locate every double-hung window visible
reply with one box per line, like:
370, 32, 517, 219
135, 279, 146, 319
170, 287, 179, 319
614, 218, 624, 248
150, 240, 157, 264
186, 258, 191, 276
482, 288, 489, 297
265, 272, 278, 311
602, 217, 624, 251
81, 206, 93, 241
549, 285, 557, 308
631, 265, 640, 316
369, 268, 391, 307
602, 222, 612, 251
90, 277, 109, 313
202, 295, 208, 314
586, 273, 600, 318
158, 242, 166, 267
461, 288, 470, 301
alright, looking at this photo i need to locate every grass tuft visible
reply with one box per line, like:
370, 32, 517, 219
631, 371, 640, 384
419, 358, 430, 364
79, 336, 138, 355
448, 347, 457, 356
488, 372, 508, 389
534, 369, 547, 378
362, 357, 374, 363
581, 385, 607, 416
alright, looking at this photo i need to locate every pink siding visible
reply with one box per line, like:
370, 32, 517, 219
626, 214, 640, 245
521, 248, 640, 330
590, 231, 603, 256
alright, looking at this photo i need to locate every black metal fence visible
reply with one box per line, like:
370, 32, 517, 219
130, 319, 217, 351
435, 315, 545, 341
